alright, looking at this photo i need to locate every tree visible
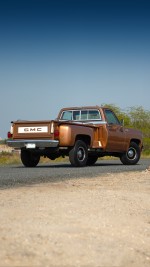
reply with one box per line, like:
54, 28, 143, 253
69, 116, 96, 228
128, 106, 150, 137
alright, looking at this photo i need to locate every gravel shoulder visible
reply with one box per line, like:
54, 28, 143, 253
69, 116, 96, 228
0, 170, 150, 267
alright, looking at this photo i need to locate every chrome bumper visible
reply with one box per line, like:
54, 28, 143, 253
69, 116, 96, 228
7, 139, 59, 149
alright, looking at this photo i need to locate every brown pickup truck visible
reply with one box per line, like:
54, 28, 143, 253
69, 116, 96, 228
7, 106, 143, 167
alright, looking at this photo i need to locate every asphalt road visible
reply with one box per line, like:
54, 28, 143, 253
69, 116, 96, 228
0, 158, 149, 189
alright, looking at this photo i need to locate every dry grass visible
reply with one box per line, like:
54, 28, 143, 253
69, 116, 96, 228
0, 152, 20, 165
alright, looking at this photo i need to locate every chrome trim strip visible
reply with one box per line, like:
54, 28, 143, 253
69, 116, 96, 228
59, 120, 107, 125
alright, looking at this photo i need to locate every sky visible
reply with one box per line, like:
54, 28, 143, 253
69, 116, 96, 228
0, 0, 150, 138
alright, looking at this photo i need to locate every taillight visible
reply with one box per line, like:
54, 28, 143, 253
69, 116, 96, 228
54, 129, 59, 139
7, 131, 12, 138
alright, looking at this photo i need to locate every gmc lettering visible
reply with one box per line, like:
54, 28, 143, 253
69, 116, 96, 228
18, 126, 48, 133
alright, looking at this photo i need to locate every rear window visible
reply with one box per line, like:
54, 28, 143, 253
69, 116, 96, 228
60, 109, 101, 121
60, 111, 72, 120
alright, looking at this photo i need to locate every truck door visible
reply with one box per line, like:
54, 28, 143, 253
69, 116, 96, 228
104, 109, 127, 152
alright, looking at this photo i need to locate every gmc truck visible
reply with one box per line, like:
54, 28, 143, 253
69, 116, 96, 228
7, 106, 143, 167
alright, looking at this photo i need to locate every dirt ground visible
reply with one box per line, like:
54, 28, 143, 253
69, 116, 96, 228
0, 169, 150, 267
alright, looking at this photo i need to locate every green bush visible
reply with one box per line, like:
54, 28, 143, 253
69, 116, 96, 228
142, 138, 150, 155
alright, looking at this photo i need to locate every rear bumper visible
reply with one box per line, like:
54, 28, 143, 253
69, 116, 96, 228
7, 139, 59, 149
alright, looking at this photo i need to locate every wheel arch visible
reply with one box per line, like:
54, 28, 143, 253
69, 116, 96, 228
75, 134, 91, 147
129, 138, 143, 150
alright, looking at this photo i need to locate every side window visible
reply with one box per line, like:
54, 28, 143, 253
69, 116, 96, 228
61, 111, 72, 120
104, 109, 120, 125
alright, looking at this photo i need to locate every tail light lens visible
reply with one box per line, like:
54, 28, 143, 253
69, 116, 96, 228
54, 129, 59, 139
7, 132, 12, 138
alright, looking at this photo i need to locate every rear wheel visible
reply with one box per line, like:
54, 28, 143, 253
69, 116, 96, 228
69, 140, 88, 167
86, 155, 98, 166
21, 150, 40, 167
120, 142, 141, 165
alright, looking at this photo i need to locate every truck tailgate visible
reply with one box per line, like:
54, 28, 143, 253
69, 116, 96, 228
12, 120, 54, 139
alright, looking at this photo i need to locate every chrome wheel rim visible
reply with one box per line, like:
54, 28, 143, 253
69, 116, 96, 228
127, 147, 136, 160
77, 147, 85, 161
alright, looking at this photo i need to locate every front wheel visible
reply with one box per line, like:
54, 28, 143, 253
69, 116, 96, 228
69, 140, 88, 167
120, 142, 141, 165
21, 150, 40, 167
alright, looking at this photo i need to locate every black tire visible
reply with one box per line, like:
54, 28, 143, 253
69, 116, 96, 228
86, 155, 98, 166
120, 142, 141, 165
69, 140, 88, 167
21, 150, 40, 167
